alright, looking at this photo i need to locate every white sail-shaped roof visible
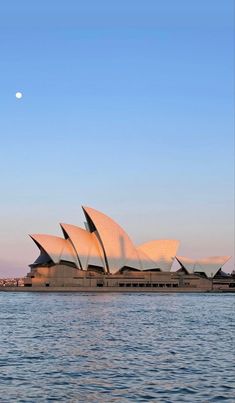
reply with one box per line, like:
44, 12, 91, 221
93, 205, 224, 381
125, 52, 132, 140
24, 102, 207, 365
137, 249, 160, 271
175, 256, 195, 274
60, 223, 105, 270
137, 240, 180, 271
82, 206, 142, 273
30, 234, 79, 266
176, 255, 231, 278
29, 206, 231, 277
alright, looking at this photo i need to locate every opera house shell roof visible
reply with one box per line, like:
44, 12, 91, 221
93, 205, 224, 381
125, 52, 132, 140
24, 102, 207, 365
176, 256, 231, 278
30, 206, 180, 274
30, 206, 230, 277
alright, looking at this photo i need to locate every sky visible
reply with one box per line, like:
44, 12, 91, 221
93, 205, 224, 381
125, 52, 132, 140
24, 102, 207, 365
0, 0, 234, 277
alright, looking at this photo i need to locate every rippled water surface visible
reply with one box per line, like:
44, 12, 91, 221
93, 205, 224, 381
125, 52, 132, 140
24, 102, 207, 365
0, 292, 234, 402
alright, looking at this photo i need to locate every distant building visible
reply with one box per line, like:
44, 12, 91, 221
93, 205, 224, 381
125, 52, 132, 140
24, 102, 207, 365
24, 206, 232, 291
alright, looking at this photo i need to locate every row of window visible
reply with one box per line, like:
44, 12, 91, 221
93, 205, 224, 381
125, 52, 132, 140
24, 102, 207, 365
116, 283, 179, 288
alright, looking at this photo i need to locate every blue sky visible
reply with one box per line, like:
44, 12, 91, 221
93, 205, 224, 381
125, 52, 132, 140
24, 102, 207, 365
0, 0, 234, 276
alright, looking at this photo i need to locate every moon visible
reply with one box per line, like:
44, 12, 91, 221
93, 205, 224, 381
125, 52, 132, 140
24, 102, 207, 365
15, 91, 23, 99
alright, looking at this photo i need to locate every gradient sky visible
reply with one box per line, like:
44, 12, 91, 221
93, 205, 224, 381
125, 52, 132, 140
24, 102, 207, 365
0, 0, 234, 277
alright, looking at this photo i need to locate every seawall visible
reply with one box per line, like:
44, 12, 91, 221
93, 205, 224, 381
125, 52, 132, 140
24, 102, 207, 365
0, 286, 234, 293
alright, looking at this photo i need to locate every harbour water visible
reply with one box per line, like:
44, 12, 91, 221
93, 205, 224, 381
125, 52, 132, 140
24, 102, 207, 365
0, 292, 234, 402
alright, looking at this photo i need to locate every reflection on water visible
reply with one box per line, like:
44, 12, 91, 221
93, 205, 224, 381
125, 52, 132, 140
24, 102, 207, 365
0, 293, 234, 402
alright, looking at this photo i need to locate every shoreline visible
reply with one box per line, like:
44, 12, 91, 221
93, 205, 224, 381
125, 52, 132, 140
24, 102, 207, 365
1, 286, 235, 293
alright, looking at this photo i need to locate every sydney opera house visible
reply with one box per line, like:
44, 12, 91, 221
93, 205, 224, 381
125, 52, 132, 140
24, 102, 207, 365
24, 206, 233, 291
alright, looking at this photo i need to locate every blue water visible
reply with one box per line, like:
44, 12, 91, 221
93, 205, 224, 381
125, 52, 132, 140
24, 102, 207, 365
0, 293, 234, 402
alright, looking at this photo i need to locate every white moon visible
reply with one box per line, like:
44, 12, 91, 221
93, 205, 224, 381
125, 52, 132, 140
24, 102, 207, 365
15, 91, 23, 99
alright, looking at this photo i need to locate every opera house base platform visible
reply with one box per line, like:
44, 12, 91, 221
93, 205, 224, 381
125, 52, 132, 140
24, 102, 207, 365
12, 264, 233, 293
